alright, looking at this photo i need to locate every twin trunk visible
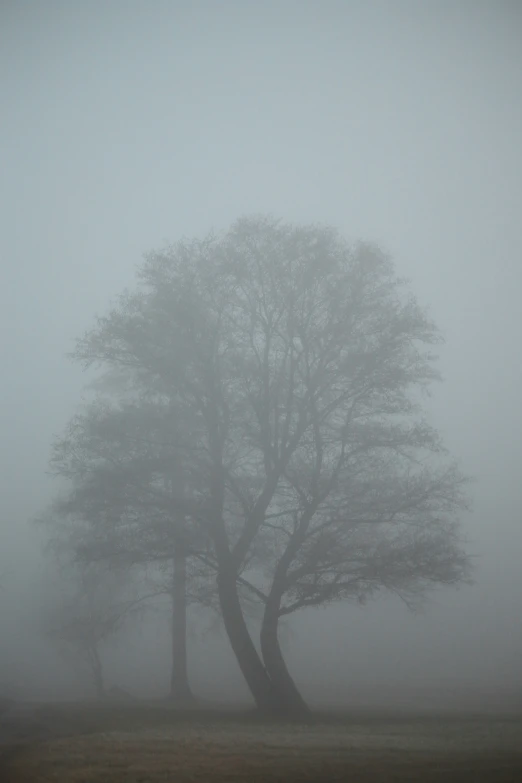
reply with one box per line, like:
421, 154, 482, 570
217, 568, 308, 714
168, 502, 306, 712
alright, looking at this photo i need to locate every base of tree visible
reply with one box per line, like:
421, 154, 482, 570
252, 704, 311, 720
165, 689, 197, 706
251, 693, 311, 719
101, 686, 135, 702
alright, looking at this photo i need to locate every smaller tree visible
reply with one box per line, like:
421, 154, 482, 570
43, 396, 215, 702
43, 560, 151, 699
0, 565, 16, 712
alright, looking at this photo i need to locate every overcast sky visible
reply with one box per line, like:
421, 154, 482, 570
1, 1, 521, 696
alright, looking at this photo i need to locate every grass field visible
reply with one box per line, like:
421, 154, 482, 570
2, 702, 522, 782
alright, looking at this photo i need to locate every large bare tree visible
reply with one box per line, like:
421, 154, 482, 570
70, 216, 471, 712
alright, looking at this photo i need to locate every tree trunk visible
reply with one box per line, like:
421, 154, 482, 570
169, 542, 195, 702
207, 449, 284, 712
217, 568, 283, 713
87, 644, 105, 699
258, 522, 312, 715
260, 599, 309, 715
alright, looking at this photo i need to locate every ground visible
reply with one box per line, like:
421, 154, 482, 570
1, 702, 522, 782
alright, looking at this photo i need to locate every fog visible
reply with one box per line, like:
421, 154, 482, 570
1, 1, 521, 711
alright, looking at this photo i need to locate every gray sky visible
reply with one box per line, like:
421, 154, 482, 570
1, 1, 521, 697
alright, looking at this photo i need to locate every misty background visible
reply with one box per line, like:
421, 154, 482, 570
1, 1, 521, 708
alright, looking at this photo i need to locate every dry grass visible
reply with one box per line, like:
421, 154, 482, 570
2, 704, 522, 782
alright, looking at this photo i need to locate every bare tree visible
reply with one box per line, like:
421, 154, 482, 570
70, 216, 472, 713
43, 561, 151, 699
0, 566, 17, 713
44, 398, 214, 702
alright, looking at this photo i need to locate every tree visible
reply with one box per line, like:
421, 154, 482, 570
0, 566, 16, 711
45, 397, 214, 702
43, 560, 149, 699
70, 216, 471, 713
44, 394, 271, 703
